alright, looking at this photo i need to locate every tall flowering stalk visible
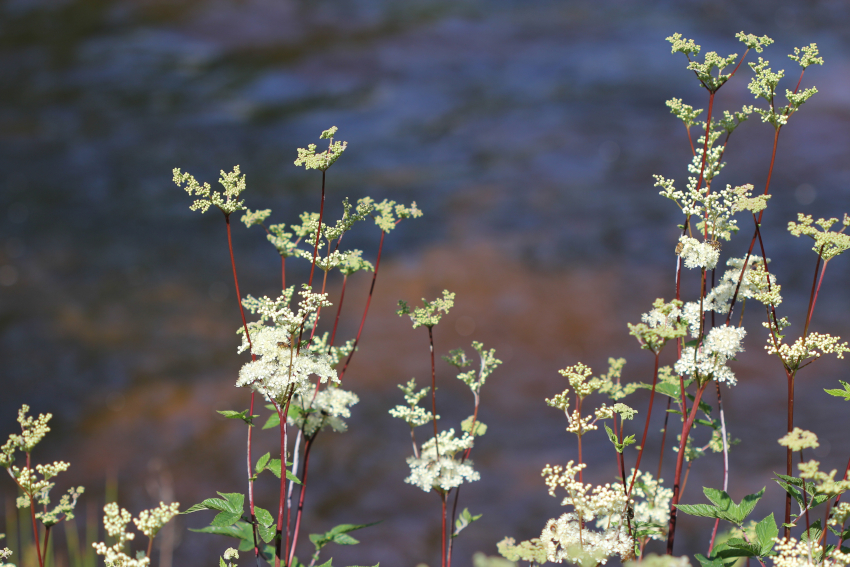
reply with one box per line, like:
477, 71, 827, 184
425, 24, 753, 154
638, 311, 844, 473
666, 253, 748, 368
177, 128, 421, 567
393, 291, 500, 567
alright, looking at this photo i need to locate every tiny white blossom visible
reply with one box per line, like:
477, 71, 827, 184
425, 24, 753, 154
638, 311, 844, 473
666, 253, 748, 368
677, 236, 720, 270
675, 325, 745, 385
405, 429, 478, 492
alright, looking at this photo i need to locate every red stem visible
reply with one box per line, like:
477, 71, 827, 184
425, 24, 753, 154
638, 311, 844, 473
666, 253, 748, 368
338, 230, 385, 381
288, 436, 315, 566
223, 214, 261, 558
328, 275, 348, 350
667, 381, 708, 554
25, 452, 44, 567
627, 353, 660, 498
441, 493, 448, 567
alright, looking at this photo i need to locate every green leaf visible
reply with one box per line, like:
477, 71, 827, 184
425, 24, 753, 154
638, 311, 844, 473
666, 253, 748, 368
253, 506, 276, 543
702, 487, 733, 509
190, 520, 253, 542
220, 557, 227, 567
263, 412, 281, 430
309, 522, 381, 553
676, 503, 723, 519
453, 508, 483, 537
800, 520, 823, 545
460, 416, 488, 437
211, 511, 243, 527
182, 492, 245, 516
723, 538, 761, 557
734, 487, 765, 524
824, 380, 850, 401
217, 409, 258, 425
316, 560, 332, 567
685, 392, 713, 415
256, 453, 271, 475
755, 512, 778, 555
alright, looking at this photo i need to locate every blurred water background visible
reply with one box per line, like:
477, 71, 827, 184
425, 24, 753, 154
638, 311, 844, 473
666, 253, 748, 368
2, 0, 850, 565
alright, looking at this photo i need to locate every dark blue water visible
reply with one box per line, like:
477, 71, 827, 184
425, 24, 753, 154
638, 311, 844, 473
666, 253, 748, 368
2, 0, 850, 565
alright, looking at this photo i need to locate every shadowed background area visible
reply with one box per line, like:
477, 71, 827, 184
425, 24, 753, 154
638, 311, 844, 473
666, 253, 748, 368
2, 0, 850, 565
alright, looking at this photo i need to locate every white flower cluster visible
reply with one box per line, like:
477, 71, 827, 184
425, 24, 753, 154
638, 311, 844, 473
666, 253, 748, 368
541, 512, 633, 566
772, 536, 850, 567
539, 461, 632, 565
93, 503, 150, 567
0, 546, 12, 567
745, 261, 782, 307
829, 502, 850, 527
564, 411, 597, 435
704, 256, 771, 313
677, 235, 720, 270
629, 470, 672, 539
132, 502, 180, 539
675, 325, 746, 385
288, 386, 359, 436
236, 326, 337, 401
389, 378, 437, 428
405, 429, 478, 492
766, 332, 850, 368
389, 405, 434, 428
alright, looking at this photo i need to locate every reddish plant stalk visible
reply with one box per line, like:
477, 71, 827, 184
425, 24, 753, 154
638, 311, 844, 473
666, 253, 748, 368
708, 382, 729, 555
627, 352, 661, 498
223, 213, 261, 558
273, 383, 296, 567
339, 229, 385, 381
725, 127, 782, 327
440, 493, 448, 567
281, 256, 286, 290
328, 275, 349, 350
23, 452, 43, 567
288, 435, 315, 566
667, 381, 708, 554
448, 392, 482, 566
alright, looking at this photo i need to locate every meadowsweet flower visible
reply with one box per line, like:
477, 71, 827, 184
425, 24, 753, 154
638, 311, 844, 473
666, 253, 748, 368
772, 536, 850, 567
405, 429, 478, 492
631, 298, 690, 350
630, 471, 673, 539
389, 378, 437, 428
173, 166, 246, 215
778, 427, 819, 451
704, 256, 771, 313
288, 386, 359, 435
788, 213, 850, 261
93, 503, 149, 567
0, 546, 12, 567
766, 332, 849, 369
398, 290, 455, 329
829, 502, 850, 527
538, 461, 633, 564
677, 236, 720, 270
675, 325, 745, 385
133, 502, 180, 539
237, 339, 337, 401
294, 127, 347, 171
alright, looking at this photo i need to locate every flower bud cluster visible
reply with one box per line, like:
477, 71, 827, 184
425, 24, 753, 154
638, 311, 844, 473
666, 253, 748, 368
405, 429, 478, 492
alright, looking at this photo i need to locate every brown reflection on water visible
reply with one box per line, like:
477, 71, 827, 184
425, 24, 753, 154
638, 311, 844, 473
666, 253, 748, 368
4, 239, 849, 567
